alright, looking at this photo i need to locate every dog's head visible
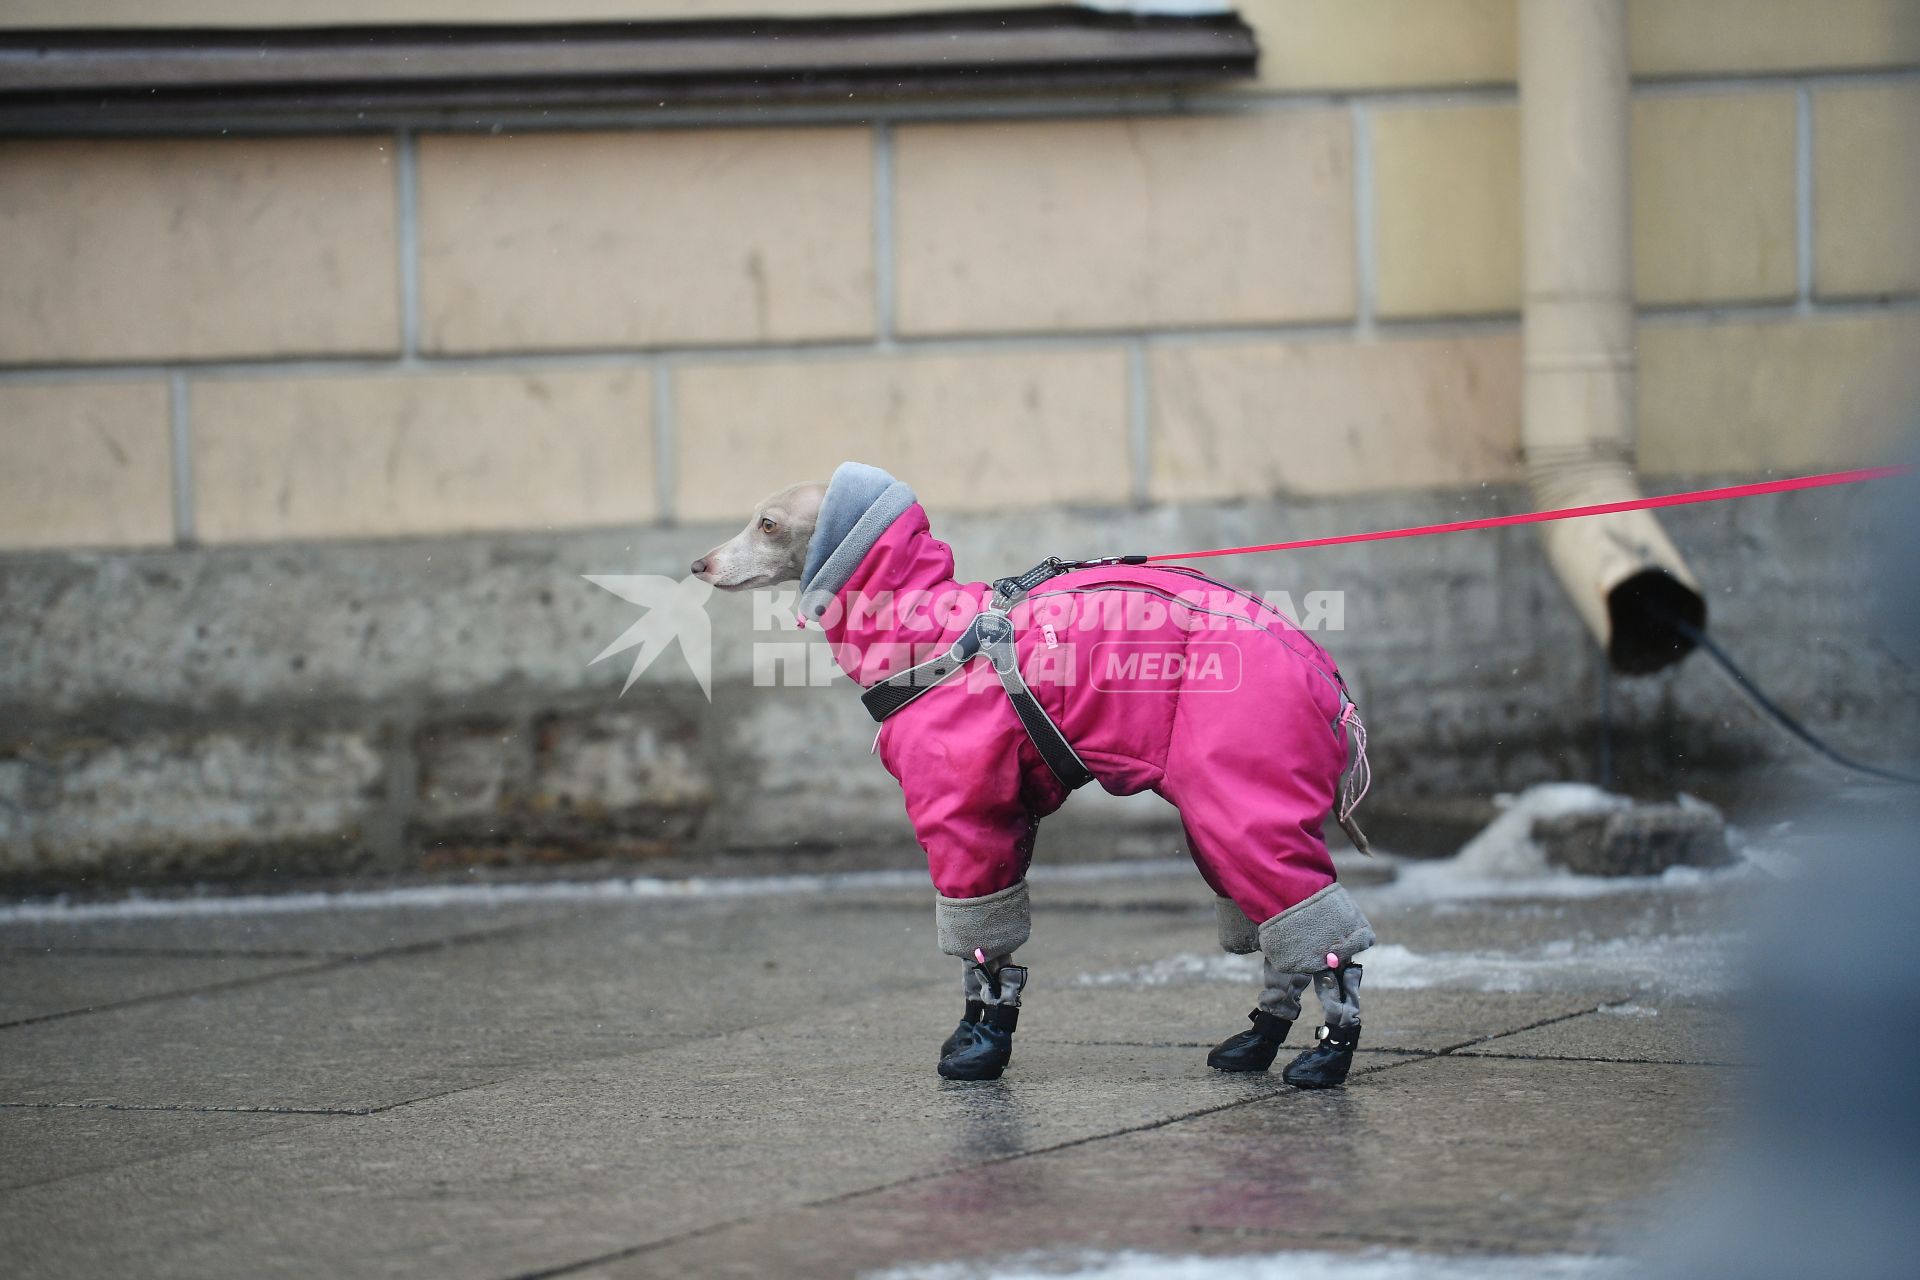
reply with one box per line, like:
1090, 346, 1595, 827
691, 481, 827, 591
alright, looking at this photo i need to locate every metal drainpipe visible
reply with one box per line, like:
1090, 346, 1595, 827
1520, 0, 1706, 674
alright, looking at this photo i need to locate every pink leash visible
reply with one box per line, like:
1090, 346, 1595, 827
1130, 463, 1913, 835
1140, 466, 1910, 563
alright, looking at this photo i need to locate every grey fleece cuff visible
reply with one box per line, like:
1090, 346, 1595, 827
1214, 897, 1261, 955
1257, 882, 1376, 974
935, 880, 1032, 959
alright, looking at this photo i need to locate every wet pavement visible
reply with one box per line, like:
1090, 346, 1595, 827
0, 856, 1757, 1279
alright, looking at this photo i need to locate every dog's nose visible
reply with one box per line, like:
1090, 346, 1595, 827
690, 558, 708, 577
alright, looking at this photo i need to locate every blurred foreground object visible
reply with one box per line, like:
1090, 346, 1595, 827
1653, 445, 1920, 1280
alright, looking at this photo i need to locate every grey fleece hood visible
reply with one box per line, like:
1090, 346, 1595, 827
797, 462, 917, 621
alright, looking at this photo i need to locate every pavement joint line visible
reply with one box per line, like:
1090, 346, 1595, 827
1420, 998, 1632, 1057
501, 1004, 1636, 1277
1182, 1223, 1550, 1253
0, 944, 335, 961
1, 1078, 507, 1120
1053, 1040, 1442, 1056
0, 958, 351, 1032
0, 1100, 382, 1116
508, 1052, 1445, 1280
1453, 1050, 1738, 1068
0, 922, 541, 1033
0, 1110, 348, 1199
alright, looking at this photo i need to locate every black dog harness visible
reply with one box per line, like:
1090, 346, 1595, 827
858, 556, 1145, 791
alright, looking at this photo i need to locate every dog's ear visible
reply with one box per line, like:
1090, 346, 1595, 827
786, 481, 827, 533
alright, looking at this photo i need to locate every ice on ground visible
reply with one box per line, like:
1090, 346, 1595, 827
1077, 933, 1740, 997
0, 857, 1201, 926
1378, 855, 1754, 906
870, 1248, 1635, 1280
1076, 952, 1261, 988
1355, 938, 1737, 996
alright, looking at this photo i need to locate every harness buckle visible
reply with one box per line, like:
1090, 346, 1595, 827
987, 554, 1145, 609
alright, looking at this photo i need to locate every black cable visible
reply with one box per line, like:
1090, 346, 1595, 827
1665, 616, 1920, 787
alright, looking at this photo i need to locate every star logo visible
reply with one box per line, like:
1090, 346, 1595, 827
584, 573, 716, 700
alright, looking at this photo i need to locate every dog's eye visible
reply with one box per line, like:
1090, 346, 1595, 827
759, 518, 779, 535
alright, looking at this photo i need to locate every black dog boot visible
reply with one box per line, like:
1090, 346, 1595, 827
939, 998, 986, 1059
938, 1010, 1015, 1080
939, 963, 989, 1058
1281, 1020, 1360, 1088
1282, 961, 1363, 1089
1207, 1009, 1294, 1072
938, 961, 1025, 1081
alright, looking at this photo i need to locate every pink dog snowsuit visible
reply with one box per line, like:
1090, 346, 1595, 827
798, 464, 1377, 990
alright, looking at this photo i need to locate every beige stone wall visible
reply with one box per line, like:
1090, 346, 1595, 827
4, 3, 1920, 552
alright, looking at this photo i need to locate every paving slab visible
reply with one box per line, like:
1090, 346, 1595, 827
0, 899, 593, 957
1457, 999, 1748, 1064
1357, 880, 1754, 960
0, 896, 947, 1111
0, 885, 1227, 1113
0, 951, 326, 1026
0, 1001, 1382, 1280
0, 1106, 334, 1192
0, 863, 1756, 1279
588, 1053, 1730, 1277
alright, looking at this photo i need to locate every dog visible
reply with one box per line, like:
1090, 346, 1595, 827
694, 462, 1375, 1083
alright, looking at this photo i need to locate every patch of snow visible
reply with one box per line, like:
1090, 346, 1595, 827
1076, 952, 1260, 988
1452, 783, 1632, 878
868, 1248, 1635, 1280
1077, 934, 1740, 997
1343, 937, 1736, 997
1372, 855, 1758, 907
1600, 1002, 1661, 1018
1361, 782, 1789, 908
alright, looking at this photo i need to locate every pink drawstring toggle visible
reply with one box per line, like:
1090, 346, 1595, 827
1326, 952, 1341, 969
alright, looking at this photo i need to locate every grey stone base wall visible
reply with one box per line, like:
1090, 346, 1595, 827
2, 480, 1913, 891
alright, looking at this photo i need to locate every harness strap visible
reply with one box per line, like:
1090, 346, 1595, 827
859, 559, 1095, 792
858, 635, 976, 722
975, 611, 1095, 791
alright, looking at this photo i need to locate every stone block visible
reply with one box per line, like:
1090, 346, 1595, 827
191, 369, 654, 542
1629, 0, 1920, 76
1634, 91, 1798, 305
1370, 103, 1520, 318
1637, 313, 1920, 474
410, 703, 712, 857
894, 112, 1353, 334
673, 349, 1130, 518
1814, 83, 1920, 299
1535, 802, 1732, 876
1242, 0, 1515, 90
0, 381, 173, 550
0, 728, 387, 886
418, 127, 872, 352
1149, 333, 1523, 500
0, 137, 398, 364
